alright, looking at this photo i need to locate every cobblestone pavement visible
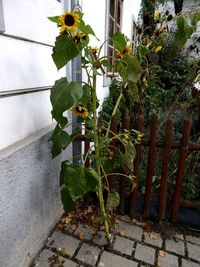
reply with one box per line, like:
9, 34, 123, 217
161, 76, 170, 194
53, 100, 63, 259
32, 216, 200, 267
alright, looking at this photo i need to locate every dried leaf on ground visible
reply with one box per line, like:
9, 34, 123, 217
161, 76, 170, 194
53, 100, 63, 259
159, 250, 167, 257
71, 224, 77, 231
150, 231, 157, 240
79, 232, 85, 240
119, 230, 127, 237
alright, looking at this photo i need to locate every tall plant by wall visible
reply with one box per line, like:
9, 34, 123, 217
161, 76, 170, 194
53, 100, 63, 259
48, 8, 143, 246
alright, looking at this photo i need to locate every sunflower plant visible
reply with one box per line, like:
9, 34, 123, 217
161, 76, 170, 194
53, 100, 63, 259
48, 8, 142, 246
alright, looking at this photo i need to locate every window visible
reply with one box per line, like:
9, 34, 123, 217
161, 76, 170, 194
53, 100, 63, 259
0, 0, 5, 33
106, 0, 123, 75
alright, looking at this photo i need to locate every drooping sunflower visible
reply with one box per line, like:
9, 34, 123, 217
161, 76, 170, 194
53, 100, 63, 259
71, 104, 88, 119
58, 9, 80, 34
115, 45, 132, 58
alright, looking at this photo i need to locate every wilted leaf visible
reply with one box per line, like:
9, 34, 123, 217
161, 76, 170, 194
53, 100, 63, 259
120, 141, 136, 174
71, 224, 77, 231
106, 192, 120, 211
150, 232, 157, 240
79, 232, 85, 240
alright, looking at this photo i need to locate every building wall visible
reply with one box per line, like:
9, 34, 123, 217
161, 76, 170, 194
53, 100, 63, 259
0, 1, 72, 266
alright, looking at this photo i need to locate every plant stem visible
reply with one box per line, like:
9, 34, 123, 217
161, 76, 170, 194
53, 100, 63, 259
105, 90, 123, 139
92, 70, 111, 246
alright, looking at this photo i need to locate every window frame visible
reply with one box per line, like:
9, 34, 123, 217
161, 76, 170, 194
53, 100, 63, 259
0, 0, 5, 33
105, 0, 123, 78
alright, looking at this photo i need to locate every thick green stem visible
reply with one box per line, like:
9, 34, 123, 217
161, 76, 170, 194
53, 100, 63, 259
92, 71, 111, 246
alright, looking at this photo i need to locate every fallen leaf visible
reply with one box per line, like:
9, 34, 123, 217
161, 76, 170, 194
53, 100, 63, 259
71, 224, 77, 231
119, 230, 127, 237
79, 232, 85, 240
150, 232, 157, 240
159, 250, 167, 257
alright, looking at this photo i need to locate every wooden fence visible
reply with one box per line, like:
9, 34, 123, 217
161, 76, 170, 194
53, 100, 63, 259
75, 113, 200, 223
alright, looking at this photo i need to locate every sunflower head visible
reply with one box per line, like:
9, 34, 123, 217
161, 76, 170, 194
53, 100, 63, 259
71, 104, 88, 119
115, 45, 132, 58
58, 9, 80, 34
89, 46, 99, 55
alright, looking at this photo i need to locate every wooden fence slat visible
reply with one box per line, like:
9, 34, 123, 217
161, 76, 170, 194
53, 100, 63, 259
158, 117, 173, 221
143, 113, 158, 216
119, 115, 131, 214
129, 114, 144, 216
171, 119, 192, 222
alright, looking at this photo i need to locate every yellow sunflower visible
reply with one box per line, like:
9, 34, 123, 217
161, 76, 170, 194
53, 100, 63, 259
115, 45, 132, 58
155, 45, 162, 53
71, 105, 88, 119
58, 9, 80, 34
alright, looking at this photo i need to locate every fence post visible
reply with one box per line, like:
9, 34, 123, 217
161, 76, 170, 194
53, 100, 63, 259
171, 119, 192, 223
143, 113, 158, 216
158, 117, 173, 221
130, 114, 144, 216
119, 115, 131, 214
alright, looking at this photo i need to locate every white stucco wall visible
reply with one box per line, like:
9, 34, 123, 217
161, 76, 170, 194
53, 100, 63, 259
0, 0, 66, 150
0, 1, 72, 267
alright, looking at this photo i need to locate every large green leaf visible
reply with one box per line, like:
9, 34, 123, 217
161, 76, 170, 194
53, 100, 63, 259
116, 55, 141, 83
79, 19, 96, 37
60, 164, 99, 201
111, 32, 127, 52
61, 187, 76, 211
50, 77, 83, 128
52, 34, 80, 70
190, 12, 200, 27
106, 192, 120, 211
49, 124, 71, 158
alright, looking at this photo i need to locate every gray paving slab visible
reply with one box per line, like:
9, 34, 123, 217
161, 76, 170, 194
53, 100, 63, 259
75, 242, 101, 266
115, 221, 143, 241
47, 231, 80, 257
134, 243, 155, 265
92, 231, 108, 246
157, 252, 178, 267
74, 224, 93, 240
144, 232, 163, 248
113, 236, 134, 256
165, 238, 185, 256
186, 235, 200, 246
187, 242, 200, 262
34, 249, 77, 267
98, 251, 138, 267
182, 258, 200, 267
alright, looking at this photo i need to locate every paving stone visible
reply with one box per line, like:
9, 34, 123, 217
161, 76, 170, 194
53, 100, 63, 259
187, 242, 200, 262
47, 231, 80, 257
92, 231, 110, 246
186, 235, 200, 246
157, 252, 178, 267
144, 232, 163, 247
34, 249, 77, 267
165, 238, 185, 256
134, 243, 155, 265
98, 251, 138, 267
115, 221, 143, 241
182, 258, 200, 267
74, 224, 93, 240
113, 236, 134, 256
75, 242, 101, 265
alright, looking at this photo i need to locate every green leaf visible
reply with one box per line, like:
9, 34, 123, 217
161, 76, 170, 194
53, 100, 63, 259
60, 164, 99, 201
50, 77, 83, 128
48, 16, 59, 23
50, 124, 71, 158
111, 32, 127, 52
190, 12, 200, 27
52, 34, 80, 70
79, 19, 97, 37
61, 187, 76, 212
106, 192, 120, 211
116, 55, 141, 83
